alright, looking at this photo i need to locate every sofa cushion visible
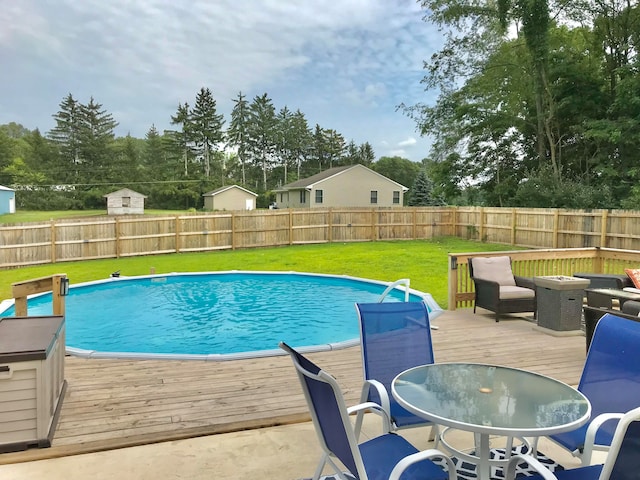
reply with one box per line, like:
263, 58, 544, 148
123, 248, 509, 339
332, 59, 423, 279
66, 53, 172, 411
499, 285, 536, 300
625, 268, 640, 289
471, 256, 516, 286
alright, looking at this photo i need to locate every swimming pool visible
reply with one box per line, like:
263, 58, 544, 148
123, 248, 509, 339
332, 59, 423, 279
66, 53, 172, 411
0, 271, 442, 360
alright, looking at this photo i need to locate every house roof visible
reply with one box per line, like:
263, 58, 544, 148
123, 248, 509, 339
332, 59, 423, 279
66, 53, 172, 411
275, 164, 408, 191
0, 185, 15, 192
203, 185, 258, 197
103, 188, 147, 198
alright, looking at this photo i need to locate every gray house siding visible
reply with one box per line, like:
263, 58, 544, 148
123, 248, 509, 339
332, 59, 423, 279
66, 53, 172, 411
275, 165, 406, 208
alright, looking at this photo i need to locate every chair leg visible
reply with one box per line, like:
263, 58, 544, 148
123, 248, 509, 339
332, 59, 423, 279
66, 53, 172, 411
312, 453, 330, 480
495, 312, 500, 322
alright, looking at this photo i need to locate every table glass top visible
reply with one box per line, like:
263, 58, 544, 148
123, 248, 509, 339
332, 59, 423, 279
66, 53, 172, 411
393, 363, 589, 434
587, 288, 640, 299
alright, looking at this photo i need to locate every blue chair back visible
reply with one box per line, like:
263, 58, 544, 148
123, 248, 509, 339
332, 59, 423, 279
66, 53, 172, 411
552, 313, 640, 452
356, 302, 435, 427
279, 342, 361, 476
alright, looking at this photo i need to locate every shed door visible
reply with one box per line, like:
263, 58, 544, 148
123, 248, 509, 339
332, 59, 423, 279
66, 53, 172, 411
9, 197, 15, 213
245, 199, 253, 211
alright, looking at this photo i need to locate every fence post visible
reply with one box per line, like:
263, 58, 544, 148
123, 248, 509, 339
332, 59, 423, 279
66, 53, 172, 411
553, 210, 559, 248
510, 208, 517, 245
50, 219, 56, 264
448, 255, 458, 310
232, 212, 237, 250
328, 208, 333, 243
175, 215, 181, 253
600, 210, 608, 248
288, 209, 293, 245
478, 207, 485, 241
451, 206, 458, 237
115, 217, 121, 258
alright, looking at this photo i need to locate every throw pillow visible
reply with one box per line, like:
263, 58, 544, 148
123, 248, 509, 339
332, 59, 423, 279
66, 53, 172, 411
625, 268, 640, 289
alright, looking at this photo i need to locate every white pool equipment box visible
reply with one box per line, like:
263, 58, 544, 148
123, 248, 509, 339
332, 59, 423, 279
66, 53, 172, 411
0, 315, 66, 452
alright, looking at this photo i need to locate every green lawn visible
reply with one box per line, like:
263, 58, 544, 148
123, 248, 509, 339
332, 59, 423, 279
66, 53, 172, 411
0, 209, 193, 224
0, 238, 514, 307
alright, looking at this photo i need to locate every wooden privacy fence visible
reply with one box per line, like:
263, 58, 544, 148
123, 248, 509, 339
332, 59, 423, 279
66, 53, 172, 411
1, 206, 640, 269
448, 247, 640, 310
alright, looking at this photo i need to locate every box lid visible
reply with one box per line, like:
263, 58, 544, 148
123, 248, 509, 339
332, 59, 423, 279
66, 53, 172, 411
0, 316, 65, 362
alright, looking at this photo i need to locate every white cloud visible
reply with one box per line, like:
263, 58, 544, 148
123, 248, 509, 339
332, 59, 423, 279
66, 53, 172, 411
0, 0, 444, 161
398, 137, 418, 148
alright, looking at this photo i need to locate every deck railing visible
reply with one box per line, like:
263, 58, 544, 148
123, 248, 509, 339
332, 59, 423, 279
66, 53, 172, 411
448, 247, 640, 310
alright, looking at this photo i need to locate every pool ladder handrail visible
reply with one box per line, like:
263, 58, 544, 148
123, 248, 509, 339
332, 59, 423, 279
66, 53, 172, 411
377, 278, 410, 302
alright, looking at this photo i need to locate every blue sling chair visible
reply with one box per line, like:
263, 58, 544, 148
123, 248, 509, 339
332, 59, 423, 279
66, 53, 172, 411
353, 301, 439, 442
279, 341, 456, 480
505, 405, 640, 480
544, 313, 640, 465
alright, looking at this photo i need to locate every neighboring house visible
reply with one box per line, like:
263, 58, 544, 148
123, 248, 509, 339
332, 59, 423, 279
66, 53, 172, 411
104, 188, 147, 215
202, 185, 258, 211
273, 164, 407, 208
0, 186, 15, 214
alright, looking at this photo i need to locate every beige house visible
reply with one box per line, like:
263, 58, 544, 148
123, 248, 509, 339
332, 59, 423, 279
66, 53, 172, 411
203, 185, 257, 211
273, 164, 407, 208
104, 188, 147, 215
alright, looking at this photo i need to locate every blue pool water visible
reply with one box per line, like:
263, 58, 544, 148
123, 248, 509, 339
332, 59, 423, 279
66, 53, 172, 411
1, 272, 437, 359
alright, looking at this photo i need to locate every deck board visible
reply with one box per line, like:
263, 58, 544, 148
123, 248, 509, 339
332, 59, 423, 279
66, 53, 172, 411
0, 309, 588, 464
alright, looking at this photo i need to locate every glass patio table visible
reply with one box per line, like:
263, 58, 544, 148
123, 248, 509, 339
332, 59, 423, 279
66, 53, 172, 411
392, 362, 590, 480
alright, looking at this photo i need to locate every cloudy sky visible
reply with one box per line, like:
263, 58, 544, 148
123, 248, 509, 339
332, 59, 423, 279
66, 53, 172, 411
1, 1, 442, 162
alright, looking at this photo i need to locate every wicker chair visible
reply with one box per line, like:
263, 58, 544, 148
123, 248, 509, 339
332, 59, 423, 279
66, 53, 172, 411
468, 256, 537, 322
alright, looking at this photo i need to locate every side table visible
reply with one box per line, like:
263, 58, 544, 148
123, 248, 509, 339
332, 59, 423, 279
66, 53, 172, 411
534, 276, 590, 331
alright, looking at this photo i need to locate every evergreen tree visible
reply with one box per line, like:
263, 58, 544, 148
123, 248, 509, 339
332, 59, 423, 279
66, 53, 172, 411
48, 93, 83, 183
168, 102, 193, 177
289, 110, 312, 180
78, 97, 118, 183
275, 106, 294, 185
227, 92, 250, 184
409, 170, 443, 206
190, 87, 225, 178
247, 93, 277, 190
359, 142, 376, 166
143, 124, 167, 180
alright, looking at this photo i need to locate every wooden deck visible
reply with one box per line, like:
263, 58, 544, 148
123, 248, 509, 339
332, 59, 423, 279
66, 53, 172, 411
0, 309, 588, 465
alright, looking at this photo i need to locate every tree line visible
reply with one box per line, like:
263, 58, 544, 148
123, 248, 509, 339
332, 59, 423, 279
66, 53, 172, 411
1, 89, 439, 210
408, 0, 640, 209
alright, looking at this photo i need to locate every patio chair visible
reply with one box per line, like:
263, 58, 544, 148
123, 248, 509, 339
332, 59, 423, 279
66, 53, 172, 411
504, 405, 640, 480
278, 341, 456, 480
546, 313, 640, 465
468, 255, 537, 322
353, 302, 439, 441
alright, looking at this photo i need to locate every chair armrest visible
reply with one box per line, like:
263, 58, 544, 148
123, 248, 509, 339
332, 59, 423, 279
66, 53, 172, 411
623, 287, 640, 294
389, 449, 457, 480
353, 381, 392, 436
581, 412, 625, 465
472, 278, 501, 296
514, 276, 536, 291
504, 454, 559, 480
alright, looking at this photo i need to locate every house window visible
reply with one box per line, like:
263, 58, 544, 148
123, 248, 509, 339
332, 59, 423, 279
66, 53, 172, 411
299, 190, 306, 203
393, 191, 400, 204
122, 197, 131, 208
315, 190, 323, 204
370, 191, 378, 204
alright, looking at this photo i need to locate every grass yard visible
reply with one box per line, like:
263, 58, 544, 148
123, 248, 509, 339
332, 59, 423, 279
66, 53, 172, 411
0, 209, 191, 224
0, 238, 516, 307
